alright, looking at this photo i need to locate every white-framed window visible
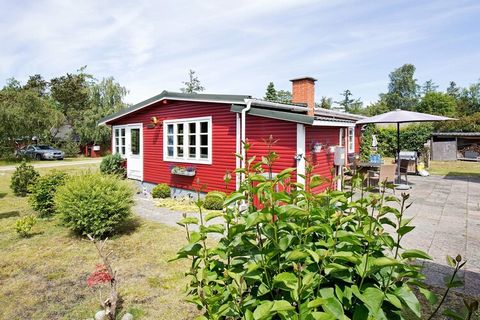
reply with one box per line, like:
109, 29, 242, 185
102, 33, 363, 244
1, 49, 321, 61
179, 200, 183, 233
163, 116, 212, 164
348, 127, 355, 153
114, 127, 126, 156
339, 128, 345, 146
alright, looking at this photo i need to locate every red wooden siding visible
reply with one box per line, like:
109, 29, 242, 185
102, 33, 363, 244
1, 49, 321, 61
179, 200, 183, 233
109, 100, 237, 192
305, 126, 340, 192
244, 115, 297, 175
354, 126, 361, 154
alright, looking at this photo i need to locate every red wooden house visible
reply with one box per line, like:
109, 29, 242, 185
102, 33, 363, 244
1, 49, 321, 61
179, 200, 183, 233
98, 77, 363, 195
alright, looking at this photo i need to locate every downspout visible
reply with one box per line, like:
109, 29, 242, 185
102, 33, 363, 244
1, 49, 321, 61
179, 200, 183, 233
241, 99, 253, 182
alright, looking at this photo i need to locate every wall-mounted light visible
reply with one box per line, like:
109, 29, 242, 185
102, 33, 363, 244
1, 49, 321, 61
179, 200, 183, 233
312, 142, 323, 153
147, 116, 162, 129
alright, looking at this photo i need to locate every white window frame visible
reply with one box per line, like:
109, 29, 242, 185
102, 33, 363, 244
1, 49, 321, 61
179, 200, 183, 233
163, 116, 212, 164
348, 127, 355, 153
339, 128, 345, 146
113, 126, 127, 157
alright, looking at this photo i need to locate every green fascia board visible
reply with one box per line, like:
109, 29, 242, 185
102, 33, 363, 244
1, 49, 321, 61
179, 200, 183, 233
230, 105, 315, 125
98, 91, 250, 125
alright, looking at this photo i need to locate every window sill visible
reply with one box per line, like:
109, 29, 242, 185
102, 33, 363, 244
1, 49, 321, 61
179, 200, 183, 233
164, 158, 212, 165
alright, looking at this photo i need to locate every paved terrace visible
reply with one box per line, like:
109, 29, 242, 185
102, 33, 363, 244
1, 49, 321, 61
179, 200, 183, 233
134, 174, 480, 297
400, 174, 480, 297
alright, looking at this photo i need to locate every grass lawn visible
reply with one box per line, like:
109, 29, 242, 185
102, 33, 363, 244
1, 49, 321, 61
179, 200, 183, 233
428, 160, 480, 177
0, 156, 102, 167
0, 164, 197, 320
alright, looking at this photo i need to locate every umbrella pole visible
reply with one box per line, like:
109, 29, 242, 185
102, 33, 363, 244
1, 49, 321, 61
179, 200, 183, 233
397, 122, 401, 184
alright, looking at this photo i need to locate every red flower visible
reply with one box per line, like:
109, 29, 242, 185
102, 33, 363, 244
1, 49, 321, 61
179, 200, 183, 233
272, 214, 278, 223
87, 264, 112, 287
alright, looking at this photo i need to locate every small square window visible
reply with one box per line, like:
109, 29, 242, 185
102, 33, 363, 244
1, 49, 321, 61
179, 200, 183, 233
200, 122, 208, 133
167, 147, 173, 157
167, 124, 174, 134
189, 147, 196, 157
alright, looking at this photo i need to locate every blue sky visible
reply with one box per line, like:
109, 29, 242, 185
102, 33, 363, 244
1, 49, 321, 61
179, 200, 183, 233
1, 0, 479, 106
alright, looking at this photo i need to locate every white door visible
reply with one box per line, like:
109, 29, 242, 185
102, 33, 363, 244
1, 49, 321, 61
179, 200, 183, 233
126, 124, 143, 180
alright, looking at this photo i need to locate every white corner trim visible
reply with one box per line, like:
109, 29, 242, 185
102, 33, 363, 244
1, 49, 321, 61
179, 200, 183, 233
296, 124, 306, 186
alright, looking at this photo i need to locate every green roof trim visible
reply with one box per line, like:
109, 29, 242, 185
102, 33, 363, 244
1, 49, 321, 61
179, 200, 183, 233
230, 104, 315, 125
98, 91, 250, 125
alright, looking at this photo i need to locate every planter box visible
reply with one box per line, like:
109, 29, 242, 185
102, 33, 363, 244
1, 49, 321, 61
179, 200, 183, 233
171, 169, 196, 176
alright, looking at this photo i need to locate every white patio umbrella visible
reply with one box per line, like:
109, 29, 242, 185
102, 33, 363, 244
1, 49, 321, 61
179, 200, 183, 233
357, 109, 454, 189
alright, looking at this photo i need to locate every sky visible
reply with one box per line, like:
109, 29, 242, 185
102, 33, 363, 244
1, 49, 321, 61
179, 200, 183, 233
1, 0, 480, 106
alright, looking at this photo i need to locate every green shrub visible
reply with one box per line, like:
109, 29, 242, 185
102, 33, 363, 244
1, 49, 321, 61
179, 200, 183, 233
10, 161, 39, 197
61, 141, 81, 158
15, 215, 37, 237
174, 145, 448, 319
29, 171, 69, 217
151, 183, 171, 199
55, 172, 134, 237
100, 153, 126, 176
203, 191, 226, 210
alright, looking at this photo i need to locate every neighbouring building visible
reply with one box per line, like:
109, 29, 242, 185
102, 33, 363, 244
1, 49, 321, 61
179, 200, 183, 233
98, 77, 364, 194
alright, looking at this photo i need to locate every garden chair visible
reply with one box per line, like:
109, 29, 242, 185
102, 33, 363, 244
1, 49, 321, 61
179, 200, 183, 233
368, 164, 396, 188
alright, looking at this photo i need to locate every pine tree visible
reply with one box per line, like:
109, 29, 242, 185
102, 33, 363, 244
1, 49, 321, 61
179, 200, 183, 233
180, 70, 205, 94
264, 82, 277, 101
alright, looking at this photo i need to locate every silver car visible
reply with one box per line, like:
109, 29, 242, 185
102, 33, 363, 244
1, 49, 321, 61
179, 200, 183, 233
22, 145, 65, 160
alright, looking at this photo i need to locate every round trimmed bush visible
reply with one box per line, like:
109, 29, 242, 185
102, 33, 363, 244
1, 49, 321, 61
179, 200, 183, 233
29, 171, 69, 217
152, 183, 171, 199
10, 161, 39, 197
203, 191, 226, 210
100, 153, 126, 176
55, 172, 134, 237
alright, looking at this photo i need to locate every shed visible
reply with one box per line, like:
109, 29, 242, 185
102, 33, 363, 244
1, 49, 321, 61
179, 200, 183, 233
431, 132, 480, 161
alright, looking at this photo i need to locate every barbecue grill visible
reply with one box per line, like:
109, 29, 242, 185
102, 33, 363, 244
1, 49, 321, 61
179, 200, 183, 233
398, 151, 417, 174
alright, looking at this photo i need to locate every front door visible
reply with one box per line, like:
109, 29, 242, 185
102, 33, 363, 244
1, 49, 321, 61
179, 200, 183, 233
126, 124, 143, 180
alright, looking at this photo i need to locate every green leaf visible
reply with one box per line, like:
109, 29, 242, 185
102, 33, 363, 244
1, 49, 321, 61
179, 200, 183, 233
446, 255, 456, 267
394, 285, 421, 318
281, 204, 308, 218
308, 297, 344, 319
273, 272, 298, 290
276, 167, 297, 179
308, 312, 336, 320
287, 249, 309, 261
253, 300, 294, 320
442, 309, 465, 320
204, 224, 225, 234
178, 243, 202, 256
418, 287, 438, 305
371, 257, 401, 267
278, 235, 293, 251
224, 192, 245, 206
205, 211, 223, 222
177, 217, 199, 226
401, 249, 432, 260
397, 225, 415, 236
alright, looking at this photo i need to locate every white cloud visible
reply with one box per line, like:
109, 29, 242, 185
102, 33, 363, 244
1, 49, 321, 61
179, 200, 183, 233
1, 0, 479, 105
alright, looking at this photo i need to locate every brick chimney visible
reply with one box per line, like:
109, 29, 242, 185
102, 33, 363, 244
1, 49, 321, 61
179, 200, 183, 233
290, 76, 317, 116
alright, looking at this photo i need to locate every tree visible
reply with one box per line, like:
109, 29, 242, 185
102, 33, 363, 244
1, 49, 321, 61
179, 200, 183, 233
3, 78, 21, 91
50, 68, 92, 128
364, 99, 390, 116
24, 74, 48, 96
180, 69, 205, 94
276, 90, 292, 104
418, 92, 457, 116
264, 82, 277, 102
421, 79, 438, 95
457, 80, 480, 116
383, 64, 420, 111
446, 81, 460, 99
76, 77, 128, 146
335, 89, 363, 113
318, 96, 332, 109
0, 88, 61, 154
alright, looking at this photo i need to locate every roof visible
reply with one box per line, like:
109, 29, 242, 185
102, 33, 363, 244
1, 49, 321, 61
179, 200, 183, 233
432, 132, 480, 137
98, 91, 251, 125
98, 90, 364, 126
